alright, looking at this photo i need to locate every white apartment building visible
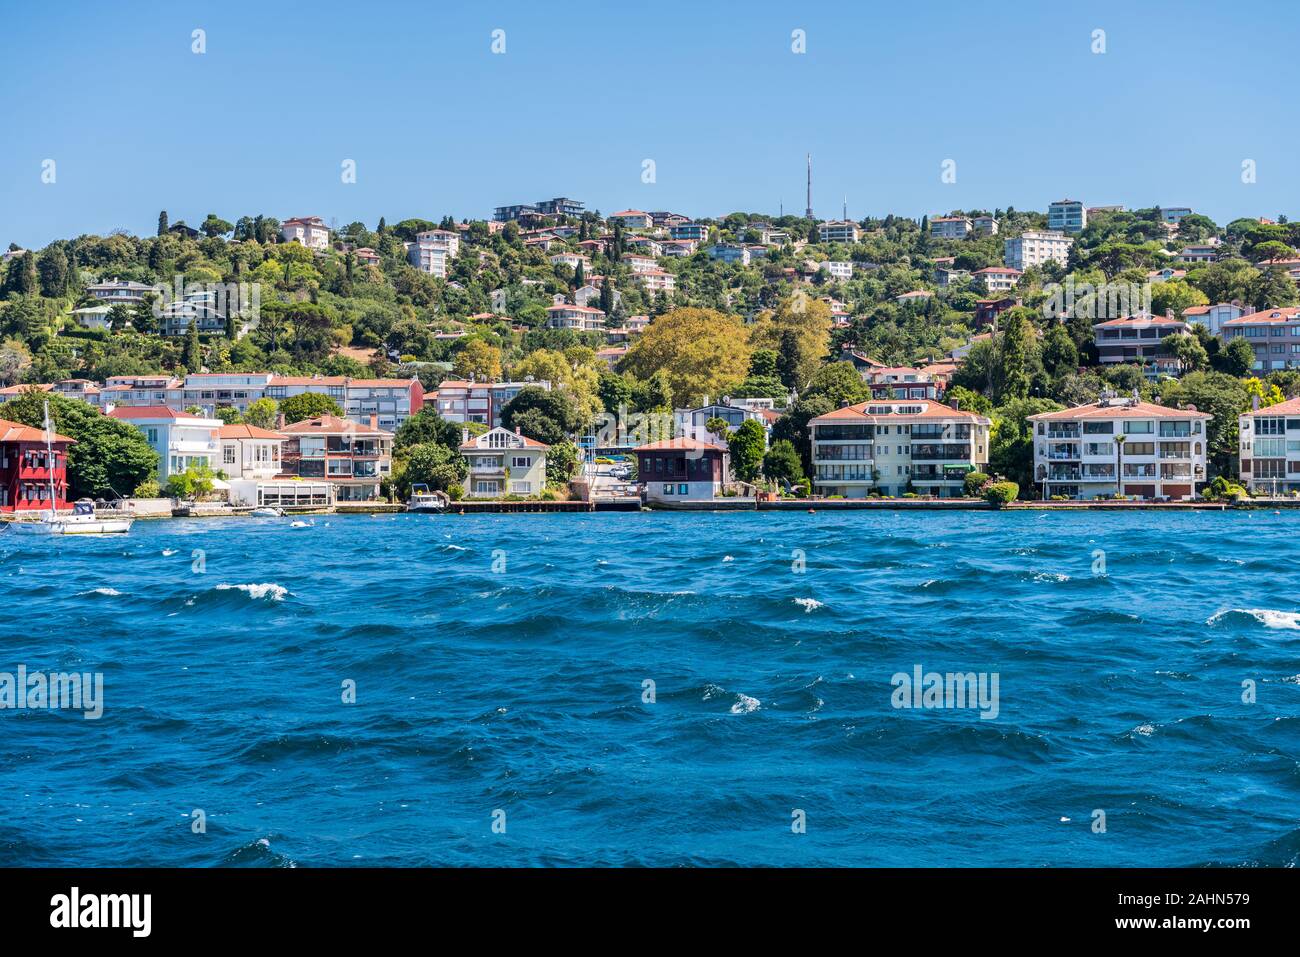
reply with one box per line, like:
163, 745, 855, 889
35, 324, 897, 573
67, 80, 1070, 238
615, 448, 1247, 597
218, 424, 284, 479
973, 215, 999, 236
706, 243, 750, 265
608, 210, 654, 230
1047, 199, 1087, 233
1239, 396, 1300, 494
973, 266, 1022, 292
930, 216, 973, 240
549, 252, 591, 273
1028, 397, 1210, 500
108, 407, 221, 481
414, 229, 460, 258
434, 380, 552, 428
408, 241, 449, 278
265, 376, 423, 431
1004, 230, 1073, 271
809, 399, 991, 498
637, 268, 676, 294
459, 427, 549, 498
546, 304, 606, 331
280, 217, 330, 250
820, 261, 854, 281
818, 221, 860, 244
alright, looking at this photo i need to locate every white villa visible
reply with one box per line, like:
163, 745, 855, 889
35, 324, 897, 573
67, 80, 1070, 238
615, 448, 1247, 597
108, 406, 221, 480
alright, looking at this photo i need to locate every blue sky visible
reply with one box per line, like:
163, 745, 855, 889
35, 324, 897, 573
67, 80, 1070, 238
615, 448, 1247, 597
0, 0, 1293, 248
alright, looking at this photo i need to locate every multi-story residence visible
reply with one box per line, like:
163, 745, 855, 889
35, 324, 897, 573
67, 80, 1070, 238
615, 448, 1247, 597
866, 367, 942, 401
1258, 258, 1300, 281
633, 438, 730, 504
173, 373, 276, 414
434, 380, 552, 428
407, 240, 449, 277
705, 243, 751, 265
1003, 230, 1073, 271
817, 220, 860, 244
109, 406, 220, 481
1028, 397, 1210, 500
1221, 306, 1300, 372
651, 211, 690, 228
458, 426, 549, 498
1093, 315, 1190, 376
673, 401, 769, 448
624, 254, 657, 274
414, 228, 460, 259
1238, 396, 1300, 494
72, 304, 114, 330
625, 236, 663, 257
280, 216, 330, 250
533, 197, 585, 218
973, 266, 1022, 292
352, 247, 381, 266
820, 261, 853, 282
661, 239, 698, 257
637, 268, 676, 295
98, 374, 181, 408
930, 216, 973, 240
1176, 244, 1219, 264
1161, 207, 1193, 224
809, 399, 991, 498
972, 215, 999, 236
218, 424, 284, 479
0, 417, 74, 512
1047, 199, 1087, 234
607, 209, 654, 230
549, 252, 592, 273
279, 414, 392, 501
1181, 302, 1245, 337
159, 289, 228, 336
546, 303, 606, 332
87, 278, 153, 305
668, 223, 709, 243
265, 376, 424, 431
935, 267, 971, 288
974, 297, 1019, 329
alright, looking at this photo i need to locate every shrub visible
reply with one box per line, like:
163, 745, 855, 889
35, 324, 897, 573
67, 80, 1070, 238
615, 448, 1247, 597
983, 481, 1019, 507
132, 479, 161, 498
963, 471, 989, 497
1203, 476, 1246, 501
447, 484, 464, 501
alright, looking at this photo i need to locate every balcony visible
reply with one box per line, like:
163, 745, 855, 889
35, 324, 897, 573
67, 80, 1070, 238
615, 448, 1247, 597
1046, 428, 1080, 439
1047, 467, 1082, 481
911, 444, 971, 461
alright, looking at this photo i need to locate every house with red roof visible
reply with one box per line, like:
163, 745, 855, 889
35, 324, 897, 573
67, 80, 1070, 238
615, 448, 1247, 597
1221, 306, 1300, 373
1028, 396, 1210, 500
459, 427, 549, 498
1239, 395, 1300, 494
1093, 314, 1191, 377
279, 414, 393, 502
808, 399, 991, 498
607, 210, 654, 230
0, 417, 75, 512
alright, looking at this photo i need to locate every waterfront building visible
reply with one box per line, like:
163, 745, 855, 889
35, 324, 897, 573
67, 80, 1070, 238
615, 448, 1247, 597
458, 427, 549, 498
218, 424, 284, 480
0, 417, 74, 512
1238, 396, 1300, 494
1028, 397, 1210, 500
808, 399, 990, 498
278, 414, 392, 502
108, 406, 220, 481
633, 437, 730, 504
265, 376, 424, 431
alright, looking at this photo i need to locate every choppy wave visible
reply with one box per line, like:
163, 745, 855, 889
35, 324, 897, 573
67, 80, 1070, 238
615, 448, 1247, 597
1207, 608, 1300, 630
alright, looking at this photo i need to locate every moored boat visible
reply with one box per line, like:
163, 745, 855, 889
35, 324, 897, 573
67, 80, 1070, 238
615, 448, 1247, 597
407, 484, 448, 513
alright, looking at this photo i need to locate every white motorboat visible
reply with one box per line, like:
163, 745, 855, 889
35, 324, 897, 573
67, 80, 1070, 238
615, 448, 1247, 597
5, 402, 133, 535
250, 506, 285, 518
407, 484, 448, 513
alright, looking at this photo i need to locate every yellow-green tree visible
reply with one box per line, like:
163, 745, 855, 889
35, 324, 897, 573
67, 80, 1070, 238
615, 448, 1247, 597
510, 348, 602, 425
618, 307, 751, 408
452, 338, 503, 382
748, 290, 831, 391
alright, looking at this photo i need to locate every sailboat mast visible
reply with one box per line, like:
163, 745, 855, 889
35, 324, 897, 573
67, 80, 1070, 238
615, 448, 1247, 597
43, 400, 56, 514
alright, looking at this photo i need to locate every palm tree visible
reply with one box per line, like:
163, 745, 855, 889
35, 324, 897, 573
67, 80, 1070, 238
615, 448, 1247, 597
1114, 434, 1126, 499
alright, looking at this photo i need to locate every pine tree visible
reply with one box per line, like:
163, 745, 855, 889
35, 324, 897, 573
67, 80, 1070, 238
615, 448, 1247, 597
183, 322, 202, 372
599, 279, 614, 315
157, 210, 168, 236
574, 261, 585, 289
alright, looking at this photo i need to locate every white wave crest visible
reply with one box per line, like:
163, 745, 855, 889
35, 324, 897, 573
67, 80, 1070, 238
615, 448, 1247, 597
1207, 608, 1300, 630
730, 693, 761, 715
79, 587, 121, 597
217, 582, 289, 601
793, 597, 823, 612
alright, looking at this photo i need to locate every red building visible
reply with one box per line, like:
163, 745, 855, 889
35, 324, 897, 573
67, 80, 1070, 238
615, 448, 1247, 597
0, 417, 75, 512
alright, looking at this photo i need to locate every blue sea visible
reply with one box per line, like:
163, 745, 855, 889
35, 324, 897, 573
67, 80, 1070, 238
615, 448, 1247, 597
1, 510, 1298, 867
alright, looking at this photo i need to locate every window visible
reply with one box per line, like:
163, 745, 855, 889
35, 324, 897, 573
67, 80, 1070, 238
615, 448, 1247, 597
511, 456, 530, 468
224, 446, 236, 465
1083, 422, 1114, 434
662, 483, 674, 495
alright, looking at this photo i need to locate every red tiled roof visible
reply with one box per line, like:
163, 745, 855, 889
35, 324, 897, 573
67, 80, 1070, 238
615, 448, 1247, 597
218, 424, 284, 440
108, 405, 188, 420
1223, 307, 1300, 326
279, 414, 392, 437
632, 437, 723, 453
1092, 315, 1188, 329
1027, 400, 1211, 422
0, 417, 75, 444
1243, 397, 1300, 416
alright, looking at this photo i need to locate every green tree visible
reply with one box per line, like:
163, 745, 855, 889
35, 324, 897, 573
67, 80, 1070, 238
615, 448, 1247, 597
278, 392, 344, 424
1216, 336, 1257, 378
157, 210, 169, 236
0, 390, 158, 499
727, 418, 766, 482
545, 439, 581, 487
501, 386, 581, 444
243, 397, 278, 430
396, 442, 468, 498
394, 406, 461, 450
762, 439, 804, 486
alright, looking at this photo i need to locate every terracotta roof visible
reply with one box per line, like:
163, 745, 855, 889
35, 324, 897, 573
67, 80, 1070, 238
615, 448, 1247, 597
632, 437, 723, 453
1027, 400, 1211, 422
0, 417, 75, 444
1092, 315, 1189, 329
1242, 397, 1300, 417
1223, 307, 1300, 326
458, 429, 549, 451
218, 424, 284, 440
810, 400, 989, 425
973, 266, 1022, 275
278, 414, 392, 437
108, 405, 189, 420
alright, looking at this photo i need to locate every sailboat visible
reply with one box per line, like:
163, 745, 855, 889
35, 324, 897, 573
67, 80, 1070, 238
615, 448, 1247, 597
6, 402, 133, 535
